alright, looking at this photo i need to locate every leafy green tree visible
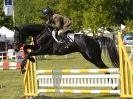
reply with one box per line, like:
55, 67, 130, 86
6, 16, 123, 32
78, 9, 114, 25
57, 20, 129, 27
83, 0, 115, 34
14, 0, 57, 26
3, 0, 132, 32
0, 0, 13, 28
113, 0, 133, 25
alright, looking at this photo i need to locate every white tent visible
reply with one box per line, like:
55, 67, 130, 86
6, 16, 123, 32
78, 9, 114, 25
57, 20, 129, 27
0, 26, 14, 37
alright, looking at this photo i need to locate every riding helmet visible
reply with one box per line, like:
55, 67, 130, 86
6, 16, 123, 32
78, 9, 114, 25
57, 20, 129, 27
42, 7, 54, 16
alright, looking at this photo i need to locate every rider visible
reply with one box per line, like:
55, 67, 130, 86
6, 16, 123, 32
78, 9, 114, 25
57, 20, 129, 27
42, 7, 72, 47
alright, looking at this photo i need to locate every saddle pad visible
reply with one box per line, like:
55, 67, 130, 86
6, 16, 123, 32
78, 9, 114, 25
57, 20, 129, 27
67, 33, 75, 42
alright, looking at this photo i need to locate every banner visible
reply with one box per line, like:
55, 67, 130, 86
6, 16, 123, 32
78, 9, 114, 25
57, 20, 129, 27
4, 0, 13, 16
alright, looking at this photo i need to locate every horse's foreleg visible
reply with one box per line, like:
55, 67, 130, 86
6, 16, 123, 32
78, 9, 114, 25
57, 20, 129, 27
21, 47, 45, 74
23, 45, 29, 55
23, 45, 38, 54
23, 45, 38, 61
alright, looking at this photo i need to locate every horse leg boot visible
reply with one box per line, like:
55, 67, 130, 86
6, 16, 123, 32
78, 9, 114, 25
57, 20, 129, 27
20, 58, 27, 74
23, 45, 38, 62
21, 47, 45, 69
23, 45, 34, 62
20, 55, 33, 74
20, 51, 37, 74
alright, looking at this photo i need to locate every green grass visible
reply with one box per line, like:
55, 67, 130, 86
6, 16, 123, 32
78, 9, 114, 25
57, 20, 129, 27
0, 52, 119, 99
0, 70, 24, 99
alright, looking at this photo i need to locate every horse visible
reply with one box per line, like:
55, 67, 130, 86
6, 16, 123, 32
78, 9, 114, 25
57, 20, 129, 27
13, 24, 46, 57
13, 24, 119, 73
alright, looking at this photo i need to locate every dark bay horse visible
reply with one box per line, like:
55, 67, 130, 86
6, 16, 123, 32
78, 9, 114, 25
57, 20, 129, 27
13, 24, 119, 73
13, 24, 46, 55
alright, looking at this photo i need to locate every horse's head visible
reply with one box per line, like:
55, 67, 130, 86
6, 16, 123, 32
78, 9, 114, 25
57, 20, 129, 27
13, 26, 26, 52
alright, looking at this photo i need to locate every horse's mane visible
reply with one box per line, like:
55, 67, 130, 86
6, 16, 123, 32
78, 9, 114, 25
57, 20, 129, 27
17, 24, 46, 35
19, 24, 45, 32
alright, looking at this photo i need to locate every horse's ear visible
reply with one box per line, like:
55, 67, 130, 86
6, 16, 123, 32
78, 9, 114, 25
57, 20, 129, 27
13, 26, 20, 31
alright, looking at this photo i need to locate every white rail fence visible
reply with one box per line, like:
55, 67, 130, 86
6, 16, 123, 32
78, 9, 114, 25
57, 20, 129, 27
36, 68, 120, 94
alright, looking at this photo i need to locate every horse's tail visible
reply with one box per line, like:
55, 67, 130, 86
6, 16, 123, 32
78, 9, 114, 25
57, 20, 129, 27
96, 36, 119, 68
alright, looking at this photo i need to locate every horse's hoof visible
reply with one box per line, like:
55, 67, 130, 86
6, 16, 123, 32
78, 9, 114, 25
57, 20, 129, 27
29, 57, 35, 62
21, 69, 26, 74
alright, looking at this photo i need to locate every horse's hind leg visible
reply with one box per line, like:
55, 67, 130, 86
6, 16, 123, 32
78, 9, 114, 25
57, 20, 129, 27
81, 52, 118, 90
81, 52, 115, 87
81, 52, 109, 69
94, 58, 109, 69
81, 52, 118, 89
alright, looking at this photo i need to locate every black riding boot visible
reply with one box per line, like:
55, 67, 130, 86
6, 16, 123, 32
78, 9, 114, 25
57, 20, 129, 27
60, 34, 70, 48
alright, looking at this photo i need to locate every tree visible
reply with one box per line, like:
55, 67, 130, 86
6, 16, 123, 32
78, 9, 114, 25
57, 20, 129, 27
113, 0, 133, 25
83, 0, 115, 35
0, 0, 13, 28
3, 0, 132, 32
